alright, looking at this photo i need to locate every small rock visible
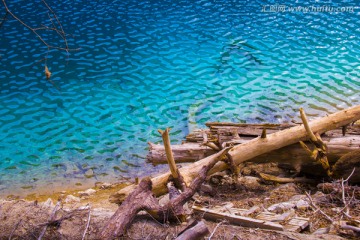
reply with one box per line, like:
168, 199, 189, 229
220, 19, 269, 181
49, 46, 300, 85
221, 175, 235, 185
240, 167, 252, 176
158, 194, 170, 207
85, 169, 94, 178
100, 183, 112, 189
95, 182, 112, 189
210, 176, 220, 185
200, 184, 216, 196
289, 194, 307, 201
85, 188, 96, 194
237, 176, 261, 190
296, 199, 310, 210
79, 188, 96, 197
42, 198, 54, 208
64, 195, 81, 204
268, 202, 296, 213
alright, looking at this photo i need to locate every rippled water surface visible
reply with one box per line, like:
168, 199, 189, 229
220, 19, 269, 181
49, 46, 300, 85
0, 0, 359, 196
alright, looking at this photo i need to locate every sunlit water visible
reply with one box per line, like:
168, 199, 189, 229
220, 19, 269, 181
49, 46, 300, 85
0, 0, 359, 197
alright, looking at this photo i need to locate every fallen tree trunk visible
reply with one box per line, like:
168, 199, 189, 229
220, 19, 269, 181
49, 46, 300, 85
110, 105, 360, 204
148, 142, 217, 164
148, 135, 360, 166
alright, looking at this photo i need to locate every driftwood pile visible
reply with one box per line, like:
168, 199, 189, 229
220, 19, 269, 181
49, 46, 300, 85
148, 119, 360, 179
101, 106, 360, 239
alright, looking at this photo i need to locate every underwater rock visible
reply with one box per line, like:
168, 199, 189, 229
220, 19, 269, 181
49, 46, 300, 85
84, 169, 95, 178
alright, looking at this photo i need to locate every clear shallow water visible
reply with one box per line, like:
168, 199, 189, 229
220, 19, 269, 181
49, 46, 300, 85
0, 0, 359, 197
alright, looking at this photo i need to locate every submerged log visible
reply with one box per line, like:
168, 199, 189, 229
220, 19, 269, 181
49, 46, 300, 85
110, 105, 360, 204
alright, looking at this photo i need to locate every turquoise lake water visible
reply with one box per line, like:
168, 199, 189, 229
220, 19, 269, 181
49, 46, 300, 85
0, 0, 359, 197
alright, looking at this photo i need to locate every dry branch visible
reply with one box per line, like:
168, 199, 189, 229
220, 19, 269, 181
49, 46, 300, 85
82, 206, 91, 240
158, 128, 186, 190
259, 173, 316, 184
299, 108, 331, 176
175, 220, 209, 240
1, 0, 77, 52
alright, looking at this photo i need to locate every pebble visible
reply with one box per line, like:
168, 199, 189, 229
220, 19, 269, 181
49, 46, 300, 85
64, 195, 81, 204
296, 199, 310, 210
79, 188, 96, 197
42, 198, 54, 208
95, 182, 113, 189
210, 176, 220, 185
237, 176, 261, 190
200, 184, 216, 196
268, 202, 296, 213
100, 183, 112, 189
158, 193, 170, 207
289, 194, 307, 201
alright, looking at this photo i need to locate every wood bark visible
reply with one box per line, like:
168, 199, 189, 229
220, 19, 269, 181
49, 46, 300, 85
110, 105, 360, 204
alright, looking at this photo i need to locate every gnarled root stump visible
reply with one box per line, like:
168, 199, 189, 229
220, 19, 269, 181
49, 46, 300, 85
100, 148, 231, 239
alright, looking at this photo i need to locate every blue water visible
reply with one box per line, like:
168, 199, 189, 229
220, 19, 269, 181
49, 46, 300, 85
0, 0, 359, 197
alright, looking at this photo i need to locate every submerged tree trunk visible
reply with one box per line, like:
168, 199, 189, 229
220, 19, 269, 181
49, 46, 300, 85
110, 105, 360, 204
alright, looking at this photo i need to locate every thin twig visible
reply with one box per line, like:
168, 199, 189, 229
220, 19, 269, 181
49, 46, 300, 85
305, 192, 334, 223
0, 11, 8, 28
339, 168, 356, 218
9, 219, 23, 240
9, 204, 34, 240
82, 205, 91, 240
344, 168, 356, 182
38, 201, 61, 240
341, 178, 350, 217
341, 223, 360, 233
208, 221, 224, 240
1, 0, 78, 52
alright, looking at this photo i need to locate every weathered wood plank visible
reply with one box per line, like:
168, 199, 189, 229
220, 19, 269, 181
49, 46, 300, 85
192, 205, 284, 231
